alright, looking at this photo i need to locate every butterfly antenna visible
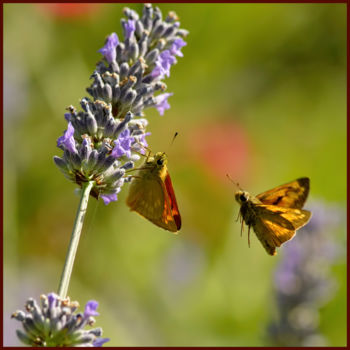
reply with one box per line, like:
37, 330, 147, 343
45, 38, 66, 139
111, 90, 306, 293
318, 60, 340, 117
226, 174, 242, 190
247, 226, 251, 248
170, 132, 178, 147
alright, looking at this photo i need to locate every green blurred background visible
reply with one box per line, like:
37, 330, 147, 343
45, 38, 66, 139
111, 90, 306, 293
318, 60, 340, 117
4, 3, 346, 346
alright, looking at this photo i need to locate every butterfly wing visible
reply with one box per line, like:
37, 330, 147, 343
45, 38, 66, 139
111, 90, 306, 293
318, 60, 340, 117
256, 177, 310, 209
126, 175, 179, 233
252, 204, 311, 255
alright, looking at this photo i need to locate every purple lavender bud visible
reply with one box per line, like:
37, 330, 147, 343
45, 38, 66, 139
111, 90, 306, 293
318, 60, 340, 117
177, 28, 189, 37
145, 48, 160, 65
154, 92, 173, 116
120, 161, 134, 170
114, 111, 133, 136
128, 59, 142, 77
142, 3, 153, 31
121, 89, 137, 106
152, 23, 165, 39
138, 31, 149, 57
122, 19, 136, 39
86, 111, 98, 135
53, 156, 69, 174
128, 41, 139, 61
116, 42, 125, 62
93, 338, 110, 347
98, 33, 119, 63
104, 117, 116, 138
135, 19, 144, 38
57, 122, 78, 154
100, 192, 118, 205
112, 85, 121, 102
163, 23, 179, 38
102, 84, 112, 102
123, 7, 139, 20
165, 11, 179, 23
84, 300, 99, 318
119, 62, 129, 79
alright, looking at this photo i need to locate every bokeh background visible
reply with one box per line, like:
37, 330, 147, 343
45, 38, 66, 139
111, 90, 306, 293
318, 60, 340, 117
4, 3, 346, 346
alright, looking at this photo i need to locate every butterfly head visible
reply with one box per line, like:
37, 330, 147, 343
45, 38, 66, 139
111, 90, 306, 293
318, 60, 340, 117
152, 152, 168, 168
235, 190, 251, 205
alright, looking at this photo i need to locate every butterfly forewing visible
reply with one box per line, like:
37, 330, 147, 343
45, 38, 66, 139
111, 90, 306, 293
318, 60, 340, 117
256, 177, 310, 209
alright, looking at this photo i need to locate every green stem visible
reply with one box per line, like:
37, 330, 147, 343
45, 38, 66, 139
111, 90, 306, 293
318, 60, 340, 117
57, 181, 94, 298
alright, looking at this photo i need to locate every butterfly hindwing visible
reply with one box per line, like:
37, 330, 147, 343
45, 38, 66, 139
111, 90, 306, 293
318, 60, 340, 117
164, 173, 181, 230
126, 171, 179, 233
252, 204, 311, 255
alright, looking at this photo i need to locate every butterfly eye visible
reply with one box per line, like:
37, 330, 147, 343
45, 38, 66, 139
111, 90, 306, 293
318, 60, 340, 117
157, 158, 164, 166
240, 194, 247, 202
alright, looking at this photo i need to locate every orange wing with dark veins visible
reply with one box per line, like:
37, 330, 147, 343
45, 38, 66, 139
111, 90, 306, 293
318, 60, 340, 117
256, 177, 310, 209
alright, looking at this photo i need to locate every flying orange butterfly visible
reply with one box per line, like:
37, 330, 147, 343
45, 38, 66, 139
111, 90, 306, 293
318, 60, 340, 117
126, 152, 181, 232
233, 177, 311, 256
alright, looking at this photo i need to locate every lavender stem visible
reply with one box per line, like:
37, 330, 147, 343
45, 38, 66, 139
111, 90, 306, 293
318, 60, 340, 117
57, 181, 94, 298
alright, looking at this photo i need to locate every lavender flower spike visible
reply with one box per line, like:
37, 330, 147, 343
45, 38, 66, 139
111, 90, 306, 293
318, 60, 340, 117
55, 4, 188, 205
12, 293, 109, 347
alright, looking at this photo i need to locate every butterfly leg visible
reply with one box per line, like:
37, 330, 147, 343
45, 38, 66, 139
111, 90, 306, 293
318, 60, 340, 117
240, 218, 244, 237
247, 225, 251, 248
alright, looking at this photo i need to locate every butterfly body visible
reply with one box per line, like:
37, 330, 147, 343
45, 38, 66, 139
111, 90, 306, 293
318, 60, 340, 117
235, 178, 311, 256
126, 152, 181, 233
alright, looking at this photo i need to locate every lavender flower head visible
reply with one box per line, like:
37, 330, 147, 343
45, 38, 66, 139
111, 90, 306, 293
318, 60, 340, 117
54, 4, 188, 204
267, 200, 345, 346
12, 293, 109, 347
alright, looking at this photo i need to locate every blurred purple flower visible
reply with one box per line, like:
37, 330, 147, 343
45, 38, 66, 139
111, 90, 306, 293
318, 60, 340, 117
98, 33, 119, 63
57, 122, 77, 154
267, 200, 345, 346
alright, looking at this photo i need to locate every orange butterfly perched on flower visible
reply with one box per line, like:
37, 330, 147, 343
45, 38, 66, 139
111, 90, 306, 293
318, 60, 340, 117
126, 152, 181, 232
232, 177, 312, 256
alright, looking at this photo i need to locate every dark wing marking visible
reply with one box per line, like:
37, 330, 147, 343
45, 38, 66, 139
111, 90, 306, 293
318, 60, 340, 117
256, 177, 310, 209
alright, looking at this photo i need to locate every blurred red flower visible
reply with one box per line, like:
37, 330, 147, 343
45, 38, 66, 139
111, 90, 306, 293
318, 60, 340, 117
189, 120, 251, 185
37, 3, 101, 19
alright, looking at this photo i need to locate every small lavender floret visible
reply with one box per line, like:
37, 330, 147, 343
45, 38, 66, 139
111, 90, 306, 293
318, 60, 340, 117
154, 92, 173, 116
12, 293, 109, 347
98, 33, 119, 63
